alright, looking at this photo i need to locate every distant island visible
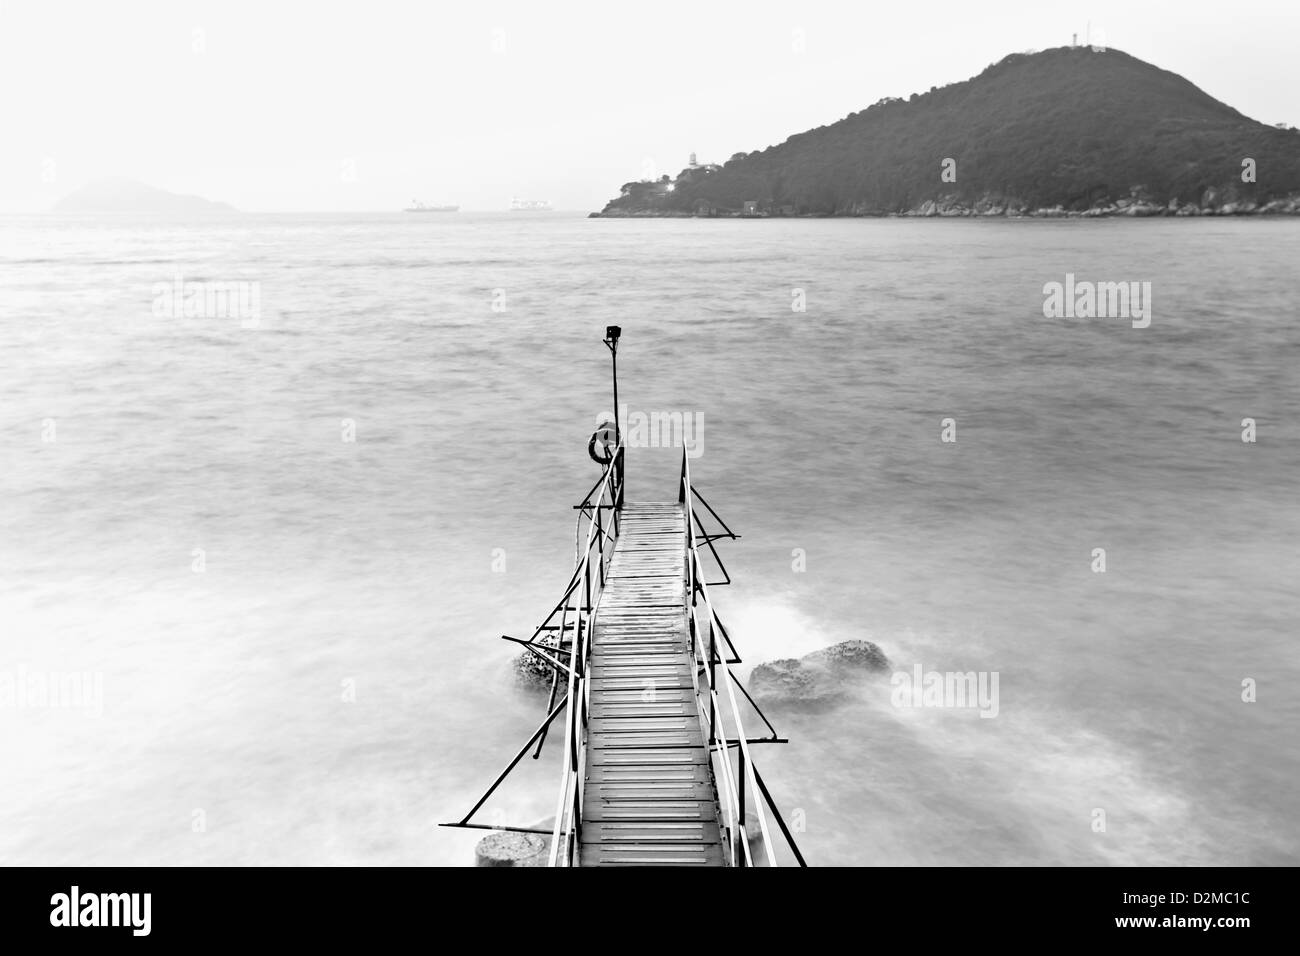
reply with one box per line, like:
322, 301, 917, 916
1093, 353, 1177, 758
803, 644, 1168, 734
53, 178, 236, 214
594, 46, 1300, 218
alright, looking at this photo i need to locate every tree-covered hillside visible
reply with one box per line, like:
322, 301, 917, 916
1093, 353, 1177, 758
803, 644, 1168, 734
598, 46, 1300, 216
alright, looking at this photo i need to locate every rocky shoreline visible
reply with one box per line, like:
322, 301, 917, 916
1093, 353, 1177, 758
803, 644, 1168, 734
593, 190, 1300, 219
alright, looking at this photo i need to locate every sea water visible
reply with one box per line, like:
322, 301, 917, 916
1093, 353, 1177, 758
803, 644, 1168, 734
1, 212, 1297, 865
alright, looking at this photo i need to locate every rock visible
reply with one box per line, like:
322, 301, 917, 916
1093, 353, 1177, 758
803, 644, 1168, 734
513, 638, 562, 690
1260, 196, 1300, 214
1216, 199, 1258, 215
1127, 201, 1163, 216
475, 831, 549, 867
748, 639, 889, 707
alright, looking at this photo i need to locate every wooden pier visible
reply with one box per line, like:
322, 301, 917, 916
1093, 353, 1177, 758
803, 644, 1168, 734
580, 502, 725, 866
445, 328, 806, 867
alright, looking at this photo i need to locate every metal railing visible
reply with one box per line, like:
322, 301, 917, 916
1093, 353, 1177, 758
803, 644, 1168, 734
445, 439, 807, 867
678, 448, 809, 867
441, 442, 623, 859
547, 442, 624, 865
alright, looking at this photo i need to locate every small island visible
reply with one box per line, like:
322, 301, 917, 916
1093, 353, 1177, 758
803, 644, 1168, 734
52, 178, 237, 214
593, 46, 1300, 219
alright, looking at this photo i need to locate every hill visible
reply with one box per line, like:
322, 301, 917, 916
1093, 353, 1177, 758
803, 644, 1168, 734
52, 178, 237, 214
596, 46, 1300, 217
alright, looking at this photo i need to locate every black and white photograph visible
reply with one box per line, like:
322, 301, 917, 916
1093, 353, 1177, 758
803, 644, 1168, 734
0, 0, 1295, 933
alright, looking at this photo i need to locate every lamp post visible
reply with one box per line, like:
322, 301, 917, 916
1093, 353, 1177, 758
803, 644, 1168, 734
603, 325, 623, 511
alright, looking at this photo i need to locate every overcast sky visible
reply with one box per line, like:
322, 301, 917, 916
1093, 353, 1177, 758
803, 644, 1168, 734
1, 0, 1296, 212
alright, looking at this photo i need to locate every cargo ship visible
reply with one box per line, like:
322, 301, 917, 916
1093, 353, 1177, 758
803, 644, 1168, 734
509, 198, 553, 211
405, 200, 459, 212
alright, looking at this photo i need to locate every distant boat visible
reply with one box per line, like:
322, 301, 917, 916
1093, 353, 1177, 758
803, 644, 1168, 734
510, 197, 553, 211
405, 200, 459, 212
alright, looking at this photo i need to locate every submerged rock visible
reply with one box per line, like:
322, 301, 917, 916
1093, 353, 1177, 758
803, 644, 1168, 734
475, 831, 548, 867
513, 639, 562, 690
748, 640, 889, 706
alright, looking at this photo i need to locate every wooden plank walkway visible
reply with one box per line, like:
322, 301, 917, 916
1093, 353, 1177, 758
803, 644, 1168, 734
579, 501, 726, 866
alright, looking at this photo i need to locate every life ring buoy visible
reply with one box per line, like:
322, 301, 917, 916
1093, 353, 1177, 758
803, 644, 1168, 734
588, 420, 617, 465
